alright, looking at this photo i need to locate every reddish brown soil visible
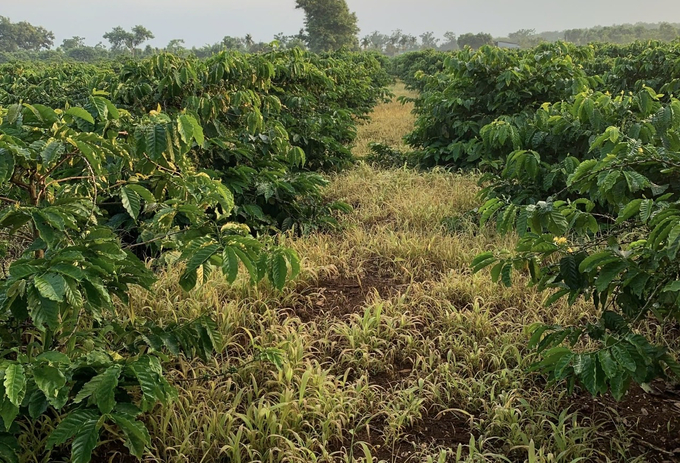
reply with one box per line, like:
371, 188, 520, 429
292, 276, 680, 461
290, 275, 407, 323
578, 381, 680, 462
344, 409, 477, 463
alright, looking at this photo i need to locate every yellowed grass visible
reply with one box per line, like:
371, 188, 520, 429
353, 82, 416, 157
30, 83, 645, 463
114, 161, 606, 462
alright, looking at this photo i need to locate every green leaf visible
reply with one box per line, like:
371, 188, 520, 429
110, 414, 150, 459
34, 273, 67, 302
579, 251, 615, 273
103, 99, 120, 120
0, 153, 15, 184
662, 281, 680, 293
129, 357, 168, 407
0, 442, 19, 463
612, 344, 637, 372
578, 353, 599, 396
144, 124, 167, 159
177, 115, 194, 144
120, 186, 142, 221
65, 107, 95, 125
73, 365, 122, 414
30, 297, 59, 331
125, 184, 155, 203
89, 96, 108, 120
639, 199, 654, 222
500, 263, 512, 287
490, 262, 503, 283
471, 252, 496, 273
186, 115, 204, 146
569, 159, 598, 183
616, 199, 642, 224
181, 243, 220, 291
548, 210, 569, 235
31, 211, 59, 248
71, 416, 101, 463
598, 350, 619, 379
623, 171, 650, 193
595, 261, 628, 293
50, 263, 85, 281
40, 140, 65, 167
33, 365, 67, 403
26, 388, 48, 419
0, 397, 18, 431
222, 247, 239, 284
528, 324, 551, 350
46, 409, 99, 449
270, 252, 288, 290
610, 372, 631, 401
232, 247, 257, 281
2, 364, 25, 407
554, 352, 574, 380
560, 255, 580, 291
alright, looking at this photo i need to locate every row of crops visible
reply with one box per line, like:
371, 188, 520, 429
0, 49, 391, 462
395, 41, 680, 399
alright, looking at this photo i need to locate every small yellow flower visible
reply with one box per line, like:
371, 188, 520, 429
567, 247, 574, 253
553, 236, 568, 246
638, 147, 644, 154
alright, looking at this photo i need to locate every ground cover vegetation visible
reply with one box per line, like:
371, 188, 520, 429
2, 9, 680, 459
399, 40, 680, 406
0, 47, 392, 462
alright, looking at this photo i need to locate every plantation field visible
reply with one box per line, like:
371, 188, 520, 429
3, 41, 680, 462
102, 89, 679, 462
111, 90, 677, 462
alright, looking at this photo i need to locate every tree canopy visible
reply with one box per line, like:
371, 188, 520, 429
103, 25, 154, 56
0, 16, 54, 52
295, 0, 359, 52
457, 32, 494, 50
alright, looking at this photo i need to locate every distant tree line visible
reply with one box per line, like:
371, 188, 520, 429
2, 8, 680, 64
0, 19, 308, 64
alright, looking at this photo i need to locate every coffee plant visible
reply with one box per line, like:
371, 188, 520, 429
0, 45, 390, 461
399, 41, 680, 399
0, 95, 299, 462
406, 42, 598, 169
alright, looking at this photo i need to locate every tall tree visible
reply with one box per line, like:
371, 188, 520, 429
61, 36, 86, 50
295, 0, 359, 52
419, 32, 440, 50
457, 32, 493, 50
0, 16, 54, 52
361, 31, 389, 52
103, 25, 154, 56
508, 29, 544, 48
439, 31, 459, 51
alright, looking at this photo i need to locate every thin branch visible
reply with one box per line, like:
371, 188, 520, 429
0, 196, 19, 204
124, 230, 187, 249
39, 152, 76, 181
43, 176, 92, 189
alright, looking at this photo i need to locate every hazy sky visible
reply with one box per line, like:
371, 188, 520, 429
3, 1, 680, 48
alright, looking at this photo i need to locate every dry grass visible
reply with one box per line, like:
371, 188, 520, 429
353, 82, 416, 158
22, 84, 663, 463
110, 162, 606, 463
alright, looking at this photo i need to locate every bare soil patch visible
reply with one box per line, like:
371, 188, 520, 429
290, 275, 407, 323
578, 382, 680, 461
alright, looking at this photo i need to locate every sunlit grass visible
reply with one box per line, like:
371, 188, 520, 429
353, 82, 416, 158
18, 84, 653, 462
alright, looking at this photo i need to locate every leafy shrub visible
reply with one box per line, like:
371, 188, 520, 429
402, 39, 680, 399
364, 142, 417, 169
0, 98, 298, 462
406, 42, 598, 169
